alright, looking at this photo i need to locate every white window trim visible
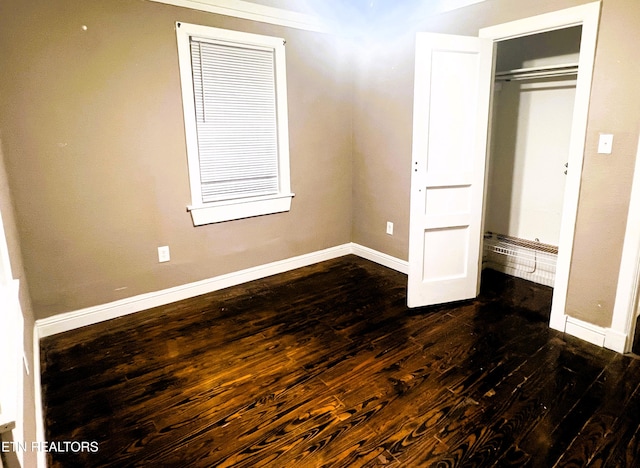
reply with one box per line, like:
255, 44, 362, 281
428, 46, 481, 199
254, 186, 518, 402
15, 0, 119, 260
176, 22, 294, 226
152, 0, 326, 33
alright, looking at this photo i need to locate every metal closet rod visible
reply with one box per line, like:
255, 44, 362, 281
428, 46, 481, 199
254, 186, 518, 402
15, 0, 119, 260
495, 63, 578, 81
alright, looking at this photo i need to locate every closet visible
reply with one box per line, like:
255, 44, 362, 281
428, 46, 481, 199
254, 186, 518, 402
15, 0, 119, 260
483, 26, 582, 287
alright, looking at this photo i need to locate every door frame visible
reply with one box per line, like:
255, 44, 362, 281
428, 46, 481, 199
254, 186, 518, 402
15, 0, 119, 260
479, 2, 601, 336
0, 207, 24, 463
611, 135, 640, 353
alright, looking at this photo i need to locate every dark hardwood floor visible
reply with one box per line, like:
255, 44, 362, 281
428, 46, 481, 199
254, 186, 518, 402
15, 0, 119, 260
40, 256, 640, 467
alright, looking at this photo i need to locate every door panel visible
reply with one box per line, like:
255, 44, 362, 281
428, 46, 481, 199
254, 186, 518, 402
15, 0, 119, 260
427, 51, 480, 173
408, 33, 493, 308
425, 185, 473, 216
422, 226, 469, 278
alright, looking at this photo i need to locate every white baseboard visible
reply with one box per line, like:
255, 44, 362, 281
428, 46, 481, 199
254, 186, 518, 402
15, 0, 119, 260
564, 316, 606, 347
554, 315, 628, 353
36, 244, 349, 338
604, 328, 628, 353
35, 243, 407, 339
351, 244, 409, 274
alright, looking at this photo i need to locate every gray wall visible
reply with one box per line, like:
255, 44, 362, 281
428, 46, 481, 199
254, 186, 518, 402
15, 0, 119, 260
0, 0, 354, 319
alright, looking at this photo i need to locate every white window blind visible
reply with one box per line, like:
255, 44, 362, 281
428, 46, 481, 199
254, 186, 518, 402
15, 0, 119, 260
191, 39, 280, 203
176, 23, 293, 226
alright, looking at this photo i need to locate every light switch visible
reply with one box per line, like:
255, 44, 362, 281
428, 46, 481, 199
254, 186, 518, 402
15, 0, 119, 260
158, 246, 170, 263
598, 133, 613, 154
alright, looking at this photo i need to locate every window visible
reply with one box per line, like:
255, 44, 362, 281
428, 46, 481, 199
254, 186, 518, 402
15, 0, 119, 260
176, 22, 293, 226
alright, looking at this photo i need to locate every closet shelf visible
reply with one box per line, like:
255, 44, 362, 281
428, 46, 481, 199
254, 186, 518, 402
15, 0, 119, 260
495, 63, 579, 81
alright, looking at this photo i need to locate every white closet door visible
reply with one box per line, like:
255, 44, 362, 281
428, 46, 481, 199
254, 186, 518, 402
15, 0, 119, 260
408, 33, 493, 307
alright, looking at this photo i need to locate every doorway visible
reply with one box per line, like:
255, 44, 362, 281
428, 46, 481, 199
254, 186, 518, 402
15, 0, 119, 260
479, 2, 600, 334
483, 27, 581, 291
408, 3, 601, 340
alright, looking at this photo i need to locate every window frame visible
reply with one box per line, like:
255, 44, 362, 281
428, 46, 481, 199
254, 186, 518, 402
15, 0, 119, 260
175, 22, 293, 226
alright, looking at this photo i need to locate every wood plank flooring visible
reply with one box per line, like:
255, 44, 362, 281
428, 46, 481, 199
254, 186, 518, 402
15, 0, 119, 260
40, 256, 640, 467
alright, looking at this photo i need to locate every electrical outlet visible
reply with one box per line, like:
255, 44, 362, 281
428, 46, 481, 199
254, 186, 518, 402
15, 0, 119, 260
386, 221, 394, 235
158, 246, 170, 263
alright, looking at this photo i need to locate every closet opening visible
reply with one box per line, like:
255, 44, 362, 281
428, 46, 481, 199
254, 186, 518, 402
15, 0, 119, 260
482, 26, 583, 295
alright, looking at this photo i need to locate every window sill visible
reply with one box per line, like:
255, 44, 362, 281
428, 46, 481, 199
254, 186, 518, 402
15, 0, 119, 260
188, 193, 294, 226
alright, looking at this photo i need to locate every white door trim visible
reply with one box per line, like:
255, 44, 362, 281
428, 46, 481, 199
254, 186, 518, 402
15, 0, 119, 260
479, 2, 601, 336
611, 135, 640, 353
0, 208, 24, 468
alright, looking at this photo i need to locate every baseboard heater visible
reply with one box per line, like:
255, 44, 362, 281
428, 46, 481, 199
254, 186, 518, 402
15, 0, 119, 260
483, 232, 558, 287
